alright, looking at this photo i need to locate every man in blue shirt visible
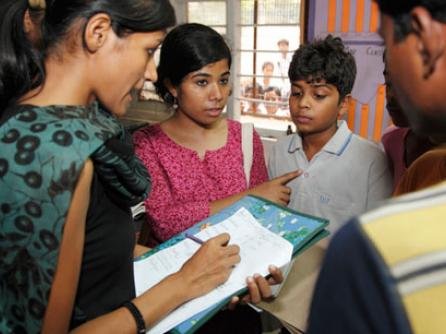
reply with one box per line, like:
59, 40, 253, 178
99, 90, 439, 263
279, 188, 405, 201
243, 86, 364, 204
307, 1, 446, 333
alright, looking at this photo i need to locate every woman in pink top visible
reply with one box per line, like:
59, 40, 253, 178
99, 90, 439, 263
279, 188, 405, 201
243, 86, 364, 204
134, 23, 299, 244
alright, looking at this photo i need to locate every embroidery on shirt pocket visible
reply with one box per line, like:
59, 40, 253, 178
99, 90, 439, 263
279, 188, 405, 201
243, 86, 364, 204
319, 195, 330, 204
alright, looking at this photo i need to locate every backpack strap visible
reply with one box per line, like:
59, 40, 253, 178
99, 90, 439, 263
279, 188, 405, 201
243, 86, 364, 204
241, 122, 254, 188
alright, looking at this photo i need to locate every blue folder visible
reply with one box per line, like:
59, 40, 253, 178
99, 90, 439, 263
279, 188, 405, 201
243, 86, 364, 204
135, 195, 329, 334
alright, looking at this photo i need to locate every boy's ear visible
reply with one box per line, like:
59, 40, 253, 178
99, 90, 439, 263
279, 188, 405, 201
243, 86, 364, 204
410, 7, 445, 79
338, 94, 350, 118
84, 13, 113, 53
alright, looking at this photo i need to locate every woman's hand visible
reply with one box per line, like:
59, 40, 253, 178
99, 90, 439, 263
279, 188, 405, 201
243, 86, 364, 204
228, 265, 284, 310
177, 233, 241, 301
249, 171, 302, 206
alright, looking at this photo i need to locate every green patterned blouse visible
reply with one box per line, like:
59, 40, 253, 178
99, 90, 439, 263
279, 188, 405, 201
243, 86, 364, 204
0, 103, 150, 333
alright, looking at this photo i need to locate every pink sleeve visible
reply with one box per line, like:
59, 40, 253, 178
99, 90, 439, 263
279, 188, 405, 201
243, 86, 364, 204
249, 130, 269, 187
133, 130, 210, 242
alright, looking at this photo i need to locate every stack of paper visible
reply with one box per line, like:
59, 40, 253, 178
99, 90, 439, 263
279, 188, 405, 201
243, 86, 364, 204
134, 208, 293, 334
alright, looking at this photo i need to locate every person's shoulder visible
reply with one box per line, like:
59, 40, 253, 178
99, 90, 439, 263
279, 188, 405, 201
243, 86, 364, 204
231, 119, 264, 139
227, 119, 240, 126
268, 134, 298, 165
381, 126, 409, 145
134, 122, 160, 135
361, 181, 446, 228
2, 104, 117, 149
405, 149, 442, 174
316, 217, 376, 285
273, 133, 295, 149
350, 133, 386, 158
415, 145, 446, 163
358, 182, 446, 285
133, 123, 162, 143
326, 217, 365, 256
227, 118, 242, 131
348, 185, 446, 262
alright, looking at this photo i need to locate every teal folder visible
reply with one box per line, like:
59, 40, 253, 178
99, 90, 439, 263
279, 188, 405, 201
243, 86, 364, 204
135, 195, 329, 334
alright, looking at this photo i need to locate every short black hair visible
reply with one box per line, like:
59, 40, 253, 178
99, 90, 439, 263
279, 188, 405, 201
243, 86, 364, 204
288, 35, 356, 100
375, 0, 446, 41
156, 23, 231, 106
244, 82, 264, 96
264, 86, 281, 97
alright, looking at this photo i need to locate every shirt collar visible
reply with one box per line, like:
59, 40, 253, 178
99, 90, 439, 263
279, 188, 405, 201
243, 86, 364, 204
288, 120, 353, 155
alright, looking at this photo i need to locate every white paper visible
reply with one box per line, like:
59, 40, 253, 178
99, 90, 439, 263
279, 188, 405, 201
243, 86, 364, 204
270, 258, 296, 297
133, 208, 293, 334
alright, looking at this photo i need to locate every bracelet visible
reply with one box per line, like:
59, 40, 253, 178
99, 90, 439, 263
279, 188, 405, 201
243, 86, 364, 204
123, 301, 146, 334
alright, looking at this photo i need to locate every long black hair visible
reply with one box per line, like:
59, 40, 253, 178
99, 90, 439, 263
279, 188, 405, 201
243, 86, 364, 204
155, 23, 232, 106
0, 0, 43, 111
0, 0, 176, 112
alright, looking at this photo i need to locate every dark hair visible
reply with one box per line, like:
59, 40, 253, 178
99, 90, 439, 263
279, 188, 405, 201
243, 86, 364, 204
264, 86, 281, 97
0, 0, 176, 112
375, 0, 446, 41
288, 35, 356, 100
244, 82, 264, 96
155, 23, 232, 105
0, 0, 43, 111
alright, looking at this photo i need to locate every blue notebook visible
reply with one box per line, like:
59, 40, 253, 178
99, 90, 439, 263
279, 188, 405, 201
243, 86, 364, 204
135, 195, 329, 334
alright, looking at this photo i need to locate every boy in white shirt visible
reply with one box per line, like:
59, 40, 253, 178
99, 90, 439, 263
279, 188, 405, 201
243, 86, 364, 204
269, 35, 392, 233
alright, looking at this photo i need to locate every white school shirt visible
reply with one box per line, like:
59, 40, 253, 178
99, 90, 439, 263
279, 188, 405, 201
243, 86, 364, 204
268, 121, 393, 233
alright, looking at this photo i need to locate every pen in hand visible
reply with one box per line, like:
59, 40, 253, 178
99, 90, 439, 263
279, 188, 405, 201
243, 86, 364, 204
185, 233, 205, 245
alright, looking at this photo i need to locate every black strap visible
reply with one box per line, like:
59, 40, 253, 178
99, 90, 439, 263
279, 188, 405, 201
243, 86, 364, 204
123, 301, 146, 334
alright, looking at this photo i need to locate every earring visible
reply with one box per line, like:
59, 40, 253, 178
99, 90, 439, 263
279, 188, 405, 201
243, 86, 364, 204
172, 97, 179, 110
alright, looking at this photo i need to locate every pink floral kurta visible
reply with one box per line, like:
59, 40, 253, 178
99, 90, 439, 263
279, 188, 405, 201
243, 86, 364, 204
133, 120, 268, 242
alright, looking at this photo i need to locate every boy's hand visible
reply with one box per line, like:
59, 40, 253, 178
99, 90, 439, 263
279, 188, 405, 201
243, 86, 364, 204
249, 170, 302, 206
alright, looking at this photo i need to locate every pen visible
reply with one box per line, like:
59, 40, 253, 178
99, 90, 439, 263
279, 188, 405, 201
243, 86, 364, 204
185, 233, 205, 245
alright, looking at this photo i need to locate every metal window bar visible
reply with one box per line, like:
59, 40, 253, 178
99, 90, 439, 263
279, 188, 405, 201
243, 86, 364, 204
239, 23, 300, 27
238, 49, 294, 53
237, 96, 287, 106
238, 74, 287, 79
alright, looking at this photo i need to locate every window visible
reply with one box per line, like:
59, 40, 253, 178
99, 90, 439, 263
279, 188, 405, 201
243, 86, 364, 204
237, 0, 303, 134
187, 1, 227, 35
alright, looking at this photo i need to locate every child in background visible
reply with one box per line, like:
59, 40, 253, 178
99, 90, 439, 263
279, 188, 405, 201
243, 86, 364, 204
242, 82, 265, 114
269, 35, 392, 233
381, 51, 434, 190
261, 61, 275, 89
260, 86, 290, 118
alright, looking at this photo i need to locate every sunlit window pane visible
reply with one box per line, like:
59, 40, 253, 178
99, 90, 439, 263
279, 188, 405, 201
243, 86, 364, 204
187, 1, 226, 26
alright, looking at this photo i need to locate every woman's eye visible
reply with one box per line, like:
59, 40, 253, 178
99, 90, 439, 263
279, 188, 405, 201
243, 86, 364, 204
291, 92, 302, 97
314, 94, 326, 100
196, 80, 208, 86
220, 78, 229, 85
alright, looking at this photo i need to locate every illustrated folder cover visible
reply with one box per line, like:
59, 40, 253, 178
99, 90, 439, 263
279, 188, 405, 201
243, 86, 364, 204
134, 195, 329, 334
